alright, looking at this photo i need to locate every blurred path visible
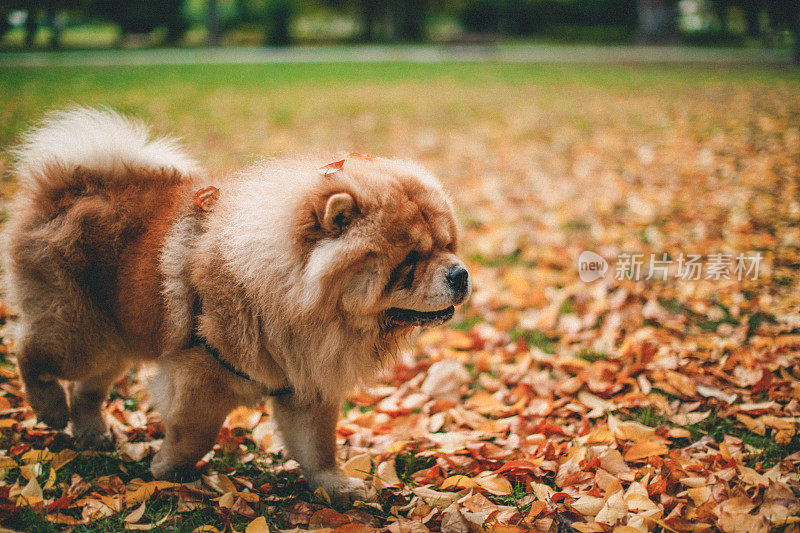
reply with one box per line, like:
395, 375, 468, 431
0, 44, 792, 67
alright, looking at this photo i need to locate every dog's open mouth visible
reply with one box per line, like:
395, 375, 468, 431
385, 306, 455, 327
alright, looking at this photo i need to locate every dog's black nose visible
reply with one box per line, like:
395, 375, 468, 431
446, 266, 469, 295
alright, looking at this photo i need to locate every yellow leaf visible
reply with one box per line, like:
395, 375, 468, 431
624, 493, 661, 514
685, 486, 711, 506
43, 467, 56, 490
596, 490, 627, 525
120, 442, 150, 462
245, 516, 269, 533
343, 453, 372, 480
251, 420, 273, 451
0, 419, 16, 428
609, 414, 654, 440
623, 441, 669, 462
313, 486, 331, 506
192, 527, 221, 533
125, 480, 180, 505
0, 456, 16, 468
21, 450, 53, 464
225, 406, 263, 430
19, 463, 41, 480
571, 495, 605, 516
124, 501, 147, 524
51, 449, 78, 471
218, 492, 235, 509
474, 473, 512, 495
19, 475, 43, 502
203, 473, 237, 494
373, 460, 401, 489
464, 390, 506, 414
236, 492, 260, 503
385, 440, 411, 454
126, 512, 172, 530
440, 475, 479, 491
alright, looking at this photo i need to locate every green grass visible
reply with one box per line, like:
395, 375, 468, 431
451, 315, 482, 331
394, 451, 435, 483
1, 62, 799, 145
625, 406, 800, 468
623, 406, 671, 428
576, 350, 610, 363
511, 328, 557, 353
9, 497, 233, 533
687, 412, 800, 468
53, 453, 152, 485
469, 250, 532, 268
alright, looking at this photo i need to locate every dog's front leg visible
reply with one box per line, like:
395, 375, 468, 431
150, 351, 238, 479
270, 394, 366, 504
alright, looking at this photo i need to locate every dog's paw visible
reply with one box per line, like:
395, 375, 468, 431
73, 427, 113, 451
149, 452, 175, 480
306, 469, 368, 505
39, 408, 70, 431
32, 385, 69, 430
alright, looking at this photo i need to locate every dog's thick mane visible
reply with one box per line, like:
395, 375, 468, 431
182, 161, 400, 402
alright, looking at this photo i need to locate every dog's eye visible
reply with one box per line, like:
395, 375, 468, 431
385, 250, 419, 293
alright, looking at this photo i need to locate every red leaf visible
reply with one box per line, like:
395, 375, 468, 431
495, 459, 540, 476
318, 160, 345, 176
193, 186, 220, 211
348, 152, 376, 161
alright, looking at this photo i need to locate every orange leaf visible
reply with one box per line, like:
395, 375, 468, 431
193, 186, 220, 211
623, 441, 669, 462
318, 159, 345, 176
495, 459, 543, 476
348, 152, 376, 161
309, 508, 351, 529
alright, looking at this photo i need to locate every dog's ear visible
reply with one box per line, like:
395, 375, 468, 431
320, 192, 356, 235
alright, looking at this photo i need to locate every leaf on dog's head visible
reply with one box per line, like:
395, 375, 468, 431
193, 186, 220, 211
348, 152, 376, 161
318, 159, 345, 176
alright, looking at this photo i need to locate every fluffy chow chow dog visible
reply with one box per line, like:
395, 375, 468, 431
4, 108, 470, 501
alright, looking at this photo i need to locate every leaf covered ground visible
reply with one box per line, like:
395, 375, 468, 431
0, 63, 799, 532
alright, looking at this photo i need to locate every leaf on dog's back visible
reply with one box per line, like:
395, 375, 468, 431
193, 186, 220, 211
319, 159, 345, 176
348, 153, 376, 161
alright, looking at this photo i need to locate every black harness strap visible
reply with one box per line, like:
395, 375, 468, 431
187, 298, 293, 397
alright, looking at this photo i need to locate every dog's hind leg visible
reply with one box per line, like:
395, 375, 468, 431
16, 338, 70, 430
68, 365, 127, 450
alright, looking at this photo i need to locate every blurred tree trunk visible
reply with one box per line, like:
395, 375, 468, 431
45, 8, 62, 49
392, 0, 426, 41
0, 11, 10, 42
637, 0, 675, 43
742, 0, 760, 37
793, 0, 800, 64
264, 0, 296, 46
24, 9, 37, 48
207, 0, 221, 46
360, 0, 378, 42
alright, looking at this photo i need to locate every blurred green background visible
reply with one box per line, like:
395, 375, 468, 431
0, 0, 797, 56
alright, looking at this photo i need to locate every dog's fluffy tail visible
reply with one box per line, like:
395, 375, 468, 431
12, 107, 199, 191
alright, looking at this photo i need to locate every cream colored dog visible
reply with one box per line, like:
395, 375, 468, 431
4, 108, 470, 502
